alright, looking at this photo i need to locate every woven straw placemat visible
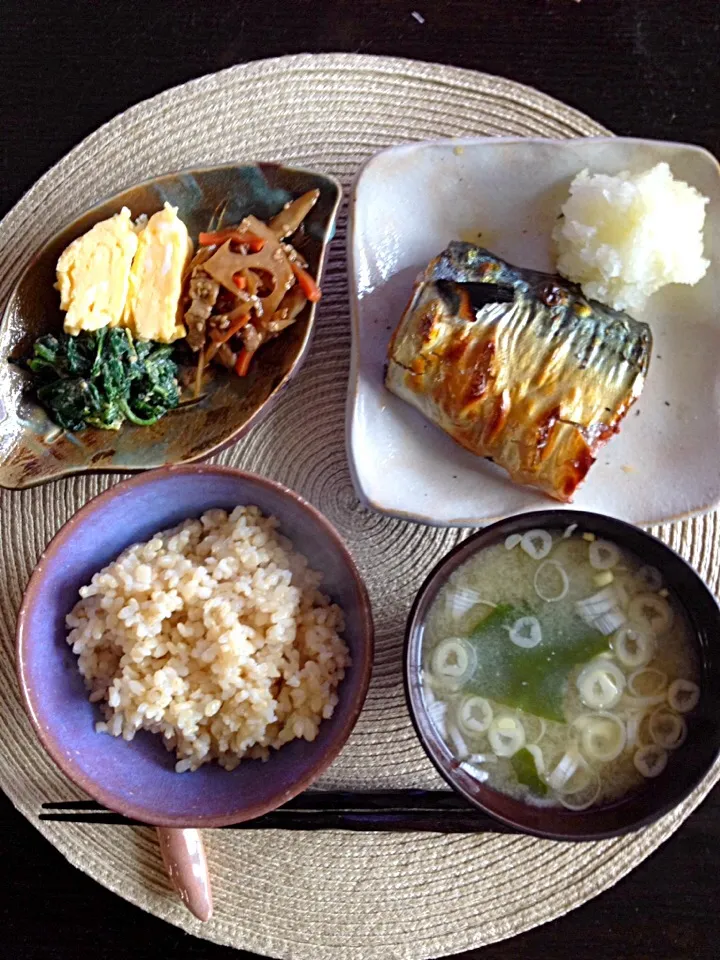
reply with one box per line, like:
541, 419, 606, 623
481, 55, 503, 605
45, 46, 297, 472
1, 53, 718, 960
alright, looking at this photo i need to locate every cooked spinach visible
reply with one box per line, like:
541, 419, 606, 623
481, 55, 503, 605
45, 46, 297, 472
23, 327, 180, 431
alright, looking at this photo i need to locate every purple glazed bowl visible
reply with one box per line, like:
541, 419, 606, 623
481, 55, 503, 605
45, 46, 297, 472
16, 465, 373, 827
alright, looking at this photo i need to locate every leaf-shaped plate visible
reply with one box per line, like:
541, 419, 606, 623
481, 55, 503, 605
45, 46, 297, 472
0, 163, 341, 489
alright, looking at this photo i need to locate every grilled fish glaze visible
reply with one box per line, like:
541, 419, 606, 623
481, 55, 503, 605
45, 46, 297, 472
385, 243, 652, 502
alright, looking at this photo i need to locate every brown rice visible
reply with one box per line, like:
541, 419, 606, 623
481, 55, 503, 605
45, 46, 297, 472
66, 506, 350, 772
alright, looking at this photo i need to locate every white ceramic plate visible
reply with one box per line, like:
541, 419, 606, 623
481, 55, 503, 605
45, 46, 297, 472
347, 137, 720, 527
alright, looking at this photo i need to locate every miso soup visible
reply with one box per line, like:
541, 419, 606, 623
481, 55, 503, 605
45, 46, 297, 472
423, 527, 700, 809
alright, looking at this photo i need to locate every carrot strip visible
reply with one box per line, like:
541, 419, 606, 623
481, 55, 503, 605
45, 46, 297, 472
235, 348, 253, 376
199, 230, 265, 251
210, 314, 250, 344
232, 273, 247, 290
291, 262, 322, 303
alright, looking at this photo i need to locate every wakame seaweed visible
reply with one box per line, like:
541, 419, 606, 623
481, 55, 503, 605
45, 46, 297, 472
465, 603, 608, 722
510, 748, 547, 796
23, 327, 180, 431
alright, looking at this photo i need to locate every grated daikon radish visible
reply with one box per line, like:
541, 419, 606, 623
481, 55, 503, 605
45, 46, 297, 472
554, 163, 709, 312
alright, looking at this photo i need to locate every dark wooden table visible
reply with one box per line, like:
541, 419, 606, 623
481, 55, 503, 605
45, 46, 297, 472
2, 1, 718, 957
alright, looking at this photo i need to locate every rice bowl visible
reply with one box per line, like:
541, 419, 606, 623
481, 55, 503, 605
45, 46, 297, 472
16, 464, 373, 827
66, 505, 350, 772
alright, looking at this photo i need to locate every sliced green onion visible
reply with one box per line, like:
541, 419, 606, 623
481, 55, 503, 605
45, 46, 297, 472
589, 540, 621, 570
576, 586, 627, 635
634, 743, 668, 778
560, 768, 593, 798
547, 748, 592, 794
577, 659, 626, 710
636, 565, 663, 592
577, 713, 626, 762
628, 668, 668, 698
523, 715, 547, 745
613, 626, 655, 668
425, 697, 448, 735
624, 710, 646, 749
449, 587, 496, 621
506, 616, 542, 649
468, 753, 498, 765
488, 715, 526, 757
649, 707, 687, 749
459, 762, 490, 782
430, 637, 477, 691
520, 529, 553, 560
559, 770, 601, 810
446, 722, 470, 759
621, 693, 667, 712
546, 749, 579, 791
628, 592, 673, 635
614, 581, 630, 611
534, 560, 569, 602
505, 533, 522, 550
667, 678, 700, 713
456, 696, 493, 737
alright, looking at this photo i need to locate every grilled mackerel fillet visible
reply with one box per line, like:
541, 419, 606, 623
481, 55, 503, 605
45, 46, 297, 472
385, 243, 652, 502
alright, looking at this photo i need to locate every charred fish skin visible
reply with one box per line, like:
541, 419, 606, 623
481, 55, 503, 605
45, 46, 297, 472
385, 243, 652, 502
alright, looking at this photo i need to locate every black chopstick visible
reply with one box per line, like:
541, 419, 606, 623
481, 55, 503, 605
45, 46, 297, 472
40, 790, 516, 833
